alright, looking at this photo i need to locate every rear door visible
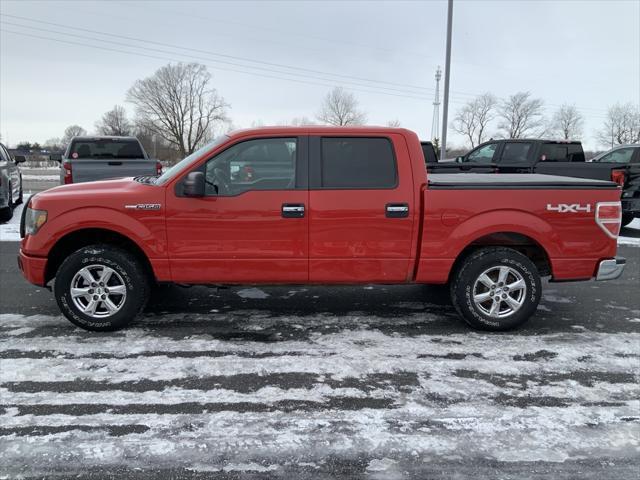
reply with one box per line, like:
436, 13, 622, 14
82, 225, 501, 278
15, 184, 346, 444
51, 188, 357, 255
308, 134, 415, 283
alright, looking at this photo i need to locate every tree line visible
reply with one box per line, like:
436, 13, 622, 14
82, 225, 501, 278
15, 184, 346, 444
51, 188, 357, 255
15, 62, 639, 160
450, 92, 639, 149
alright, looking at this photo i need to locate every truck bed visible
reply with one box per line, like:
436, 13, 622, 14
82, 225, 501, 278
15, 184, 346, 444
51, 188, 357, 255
427, 173, 619, 189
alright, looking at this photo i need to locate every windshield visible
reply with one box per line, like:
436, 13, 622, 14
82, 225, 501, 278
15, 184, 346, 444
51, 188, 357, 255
69, 139, 145, 159
154, 135, 229, 185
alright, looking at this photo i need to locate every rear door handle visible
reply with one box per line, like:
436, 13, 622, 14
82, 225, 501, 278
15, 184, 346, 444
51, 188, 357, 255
386, 203, 409, 218
282, 203, 305, 218
108, 161, 123, 166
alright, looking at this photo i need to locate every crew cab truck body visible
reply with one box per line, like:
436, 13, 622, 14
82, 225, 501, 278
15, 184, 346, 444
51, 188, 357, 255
18, 127, 625, 332
427, 139, 640, 224
51, 136, 162, 185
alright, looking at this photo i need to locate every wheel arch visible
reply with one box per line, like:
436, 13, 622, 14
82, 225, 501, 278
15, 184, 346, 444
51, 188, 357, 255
45, 227, 156, 284
449, 231, 552, 282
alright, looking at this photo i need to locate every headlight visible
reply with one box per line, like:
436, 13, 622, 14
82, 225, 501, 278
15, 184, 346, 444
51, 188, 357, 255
25, 207, 47, 236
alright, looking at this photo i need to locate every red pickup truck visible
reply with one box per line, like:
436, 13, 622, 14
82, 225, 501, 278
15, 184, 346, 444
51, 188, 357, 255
18, 127, 625, 332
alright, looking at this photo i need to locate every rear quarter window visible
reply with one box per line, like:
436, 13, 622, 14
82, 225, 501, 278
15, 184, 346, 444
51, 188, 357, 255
320, 137, 397, 189
540, 143, 584, 162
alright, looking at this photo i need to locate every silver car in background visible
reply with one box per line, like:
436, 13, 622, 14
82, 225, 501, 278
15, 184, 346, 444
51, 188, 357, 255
0, 142, 24, 222
51, 136, 161, 184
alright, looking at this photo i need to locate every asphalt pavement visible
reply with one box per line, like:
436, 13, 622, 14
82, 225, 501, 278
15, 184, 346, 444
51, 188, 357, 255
0, 175, 639, 479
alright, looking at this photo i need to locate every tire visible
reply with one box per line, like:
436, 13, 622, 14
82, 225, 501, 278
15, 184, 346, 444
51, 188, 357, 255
0, 185, 13, 222
15, 177, 23, 205
54, 244, 150, 331
0, 206, 11, 222
621, 213, 634, 228
450, 247, 541, 331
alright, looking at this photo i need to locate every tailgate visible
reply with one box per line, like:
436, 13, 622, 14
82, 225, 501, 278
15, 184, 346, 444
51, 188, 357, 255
71, 159, 157, 183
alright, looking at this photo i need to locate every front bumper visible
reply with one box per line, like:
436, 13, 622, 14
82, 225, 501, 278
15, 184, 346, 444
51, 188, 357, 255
596, 257, 626, 281
17, 249, 48, 286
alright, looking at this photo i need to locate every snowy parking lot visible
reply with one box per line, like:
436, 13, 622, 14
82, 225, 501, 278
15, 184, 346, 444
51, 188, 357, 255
0, 174, 639, 478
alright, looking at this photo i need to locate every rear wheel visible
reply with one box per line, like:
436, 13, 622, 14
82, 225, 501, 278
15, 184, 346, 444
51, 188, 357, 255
54, 245, 150, 331
450, 247, 541, 331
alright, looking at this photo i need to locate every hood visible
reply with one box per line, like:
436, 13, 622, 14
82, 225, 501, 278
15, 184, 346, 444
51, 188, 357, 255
29, 177, 161, 212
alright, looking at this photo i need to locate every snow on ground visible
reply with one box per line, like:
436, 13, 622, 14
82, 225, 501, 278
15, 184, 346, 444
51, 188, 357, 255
618, 218, 640, 246
21, 174, 59, 181
0, 311, 638, 477
0, 196, 30, 242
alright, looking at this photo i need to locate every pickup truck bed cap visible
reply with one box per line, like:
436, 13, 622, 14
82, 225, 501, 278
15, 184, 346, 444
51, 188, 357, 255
428, 173, 618, 189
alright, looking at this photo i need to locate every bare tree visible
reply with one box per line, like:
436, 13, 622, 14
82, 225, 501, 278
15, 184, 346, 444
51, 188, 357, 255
497, 92, 545, 139
95, 105, 133, 136
452, 93, 497, 147
386, 119, 401, 127
61, 125, 87, 146
127, 62, 229, 156
316, 87, 367, 126
596, 103, 640, 147
551, 104, 583, 140
44, 137, 64, 152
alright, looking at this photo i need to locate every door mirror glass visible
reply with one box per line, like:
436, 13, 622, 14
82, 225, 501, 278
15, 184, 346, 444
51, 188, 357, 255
183, 171, 205, 197
14, 155, 26, 164
455, 156, 464, 163
50, 153, 63, 162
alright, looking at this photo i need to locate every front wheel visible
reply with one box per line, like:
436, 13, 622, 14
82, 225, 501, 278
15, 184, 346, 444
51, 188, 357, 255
450, 247, 541, 331
54, 245, 150, 331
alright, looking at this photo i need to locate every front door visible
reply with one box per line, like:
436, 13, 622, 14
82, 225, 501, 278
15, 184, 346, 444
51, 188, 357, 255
308, 135, 415, 283
165, 136, 309, 283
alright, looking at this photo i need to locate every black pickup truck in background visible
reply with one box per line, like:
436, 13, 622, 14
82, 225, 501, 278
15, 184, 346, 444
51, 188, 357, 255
424, 139, 640, 226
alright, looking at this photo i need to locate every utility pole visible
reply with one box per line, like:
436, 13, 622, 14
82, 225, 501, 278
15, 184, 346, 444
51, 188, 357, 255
431, 66, 442, 149
440, 0, 453, 160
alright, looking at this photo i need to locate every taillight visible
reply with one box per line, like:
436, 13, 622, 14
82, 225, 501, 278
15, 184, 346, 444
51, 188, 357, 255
63, 161, 73, 184
611, 169, 626, 187
595, 201, 622, 239
156, 161, 163, 175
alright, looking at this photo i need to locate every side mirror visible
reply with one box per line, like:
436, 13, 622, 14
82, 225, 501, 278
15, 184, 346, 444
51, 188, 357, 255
50, 153, 62, 162
455, 156, 464, 163
14, 155, 26, 164
183, 171, 205, 197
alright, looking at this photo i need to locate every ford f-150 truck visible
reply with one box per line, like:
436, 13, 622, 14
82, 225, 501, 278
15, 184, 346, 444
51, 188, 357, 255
18, 127, 625, 332
51, 136, 162, 184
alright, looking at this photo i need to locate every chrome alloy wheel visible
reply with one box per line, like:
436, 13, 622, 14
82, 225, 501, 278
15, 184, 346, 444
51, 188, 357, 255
70, 264, 127, 318
472, 266, 526, 318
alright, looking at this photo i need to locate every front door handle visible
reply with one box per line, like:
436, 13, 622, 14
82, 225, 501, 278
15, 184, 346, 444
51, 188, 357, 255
386, 203, 409, 218
282, 203, 305, 218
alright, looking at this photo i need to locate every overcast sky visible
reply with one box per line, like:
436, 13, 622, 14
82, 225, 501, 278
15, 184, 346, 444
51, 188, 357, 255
1, 0, 638, 151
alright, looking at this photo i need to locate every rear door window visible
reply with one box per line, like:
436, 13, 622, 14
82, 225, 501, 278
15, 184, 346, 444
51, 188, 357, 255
499, 142, 532, 163
320, 137, 397, 188
466, 143, 498, 164
69, 139, 145, 159
596, 147, 635, 164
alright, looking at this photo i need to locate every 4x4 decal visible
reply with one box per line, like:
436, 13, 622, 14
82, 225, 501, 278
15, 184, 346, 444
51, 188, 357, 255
546, 203, 591, 213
